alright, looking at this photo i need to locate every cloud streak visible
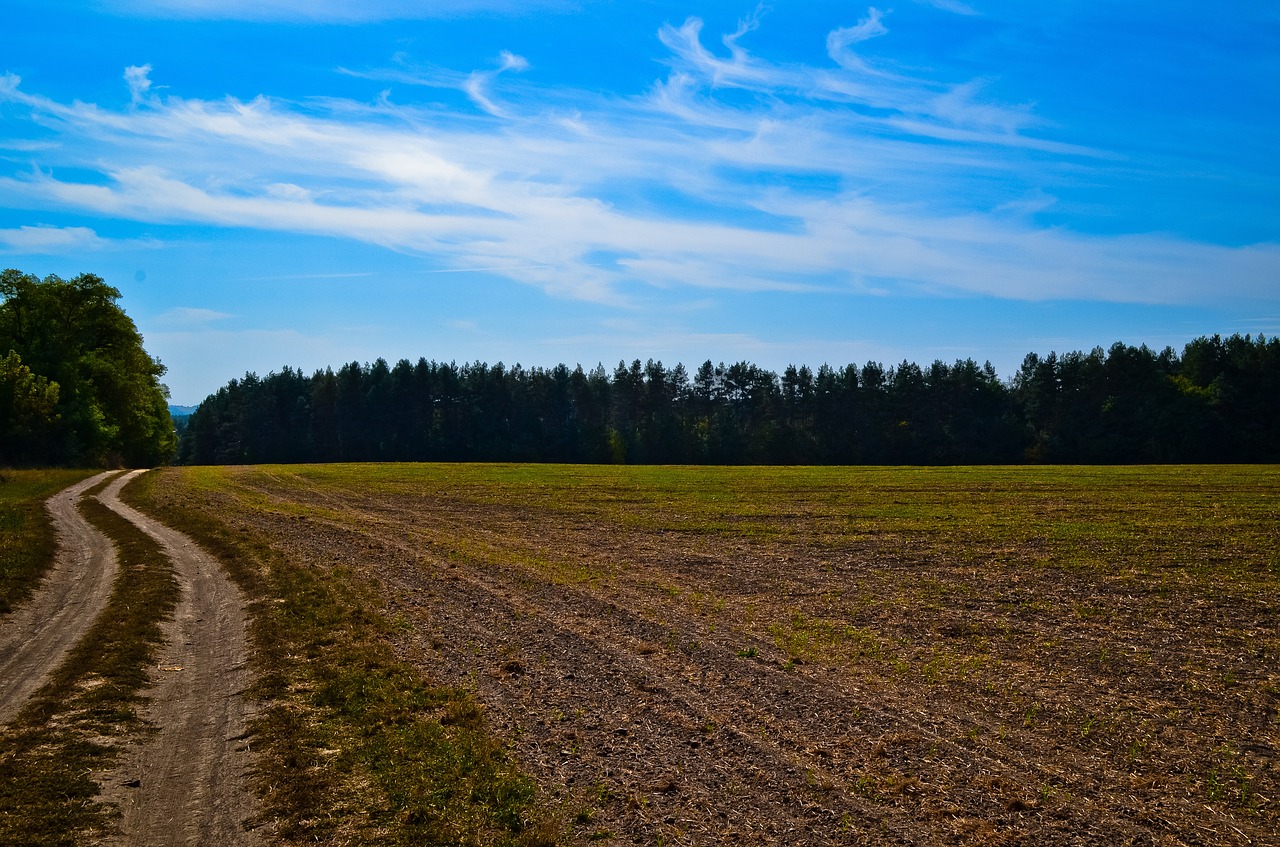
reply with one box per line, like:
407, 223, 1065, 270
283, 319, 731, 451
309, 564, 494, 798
124, 64, 154, 106
916, 0, 980, 15
826, 7, 890, 69
154, 307, 233, 326
1, 11, 1275, 311
657, 8, 1064, 150
0, 224, 158, 253
463, 51, 531, 118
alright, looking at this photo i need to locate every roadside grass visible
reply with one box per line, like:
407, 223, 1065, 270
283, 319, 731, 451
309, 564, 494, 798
122, 468, 557, 847
0, 469, 97, 615
0, 475, 180, 845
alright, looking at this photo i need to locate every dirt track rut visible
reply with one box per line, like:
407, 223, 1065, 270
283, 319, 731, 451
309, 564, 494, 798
230, 475, 1276, 847
0, 472, 260, 845
94, 471, 262, 847
0, 471, 119, 723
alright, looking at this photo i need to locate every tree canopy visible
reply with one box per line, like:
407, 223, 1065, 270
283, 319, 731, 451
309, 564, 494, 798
178, 335, 1279, 466
0, 269, 175, 467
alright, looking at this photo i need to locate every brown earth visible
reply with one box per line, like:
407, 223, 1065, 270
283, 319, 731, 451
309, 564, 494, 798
205, 469, 1277, 847
0, 472, 262, 845
94, 471, 263, 846
0, 471, 119, 723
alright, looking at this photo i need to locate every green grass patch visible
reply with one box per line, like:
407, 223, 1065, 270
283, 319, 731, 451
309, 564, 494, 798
0, 479, 180, 845
0, 469, 98, 615
251, 462, 1280, 584
770, 612, 889, 667
122, 469, 556, 847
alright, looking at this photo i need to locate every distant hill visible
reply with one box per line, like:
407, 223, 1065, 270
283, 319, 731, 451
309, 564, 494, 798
169, 405, 199, 418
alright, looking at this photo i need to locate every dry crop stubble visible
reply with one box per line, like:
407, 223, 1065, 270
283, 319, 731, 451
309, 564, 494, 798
134, 463, 1278, 846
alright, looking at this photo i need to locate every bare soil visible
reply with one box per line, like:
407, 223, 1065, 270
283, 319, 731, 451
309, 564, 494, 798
94, 471, 263, 846
0, 471, 262, 845
208, 468, 1278, 847
0, 471, 119, 723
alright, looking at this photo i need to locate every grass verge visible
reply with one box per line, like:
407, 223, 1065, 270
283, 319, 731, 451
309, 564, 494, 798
0, 469, 98, 615
0, 475, 180, 845
122, 469, 557, 846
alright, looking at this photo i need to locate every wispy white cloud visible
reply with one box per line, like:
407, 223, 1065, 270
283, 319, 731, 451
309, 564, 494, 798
826, 7, 890, 70
337, 57, 470, 94
722, 3, 771, 66
915, 0, 980, 15
154, 306, 233, 326
463, 51, 530, 118
265, 182, 313, 202
660, 14, 804, 86
0, 13, 1274, 313
656, 8, 1064, 150
238, 271, 375, 281
0, 224, 158, 253
422, 265, 555, 274
0, 225, 104, 252
124, 64, 154, 106
0, 138, 59, 152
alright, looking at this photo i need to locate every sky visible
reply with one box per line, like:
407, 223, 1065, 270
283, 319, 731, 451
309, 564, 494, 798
2, 1, 1277, 405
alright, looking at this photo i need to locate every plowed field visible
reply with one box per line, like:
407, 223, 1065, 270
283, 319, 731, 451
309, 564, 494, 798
140, 464, 1279, 846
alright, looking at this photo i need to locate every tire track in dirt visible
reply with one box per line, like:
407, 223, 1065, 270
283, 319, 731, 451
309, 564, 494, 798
0, 471, 119, 724
286, 491, 1243, 845
371, 534, 1018, 844
95, 471, 262, 847
221, 474, 1275, 846
238, 495, 1005, 844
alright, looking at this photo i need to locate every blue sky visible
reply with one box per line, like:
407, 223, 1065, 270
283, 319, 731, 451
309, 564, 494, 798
2, 1, 1277, 405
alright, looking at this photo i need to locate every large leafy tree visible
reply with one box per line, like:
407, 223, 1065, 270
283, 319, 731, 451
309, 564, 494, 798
0, 269, 175, 467
0, 351, 60, 464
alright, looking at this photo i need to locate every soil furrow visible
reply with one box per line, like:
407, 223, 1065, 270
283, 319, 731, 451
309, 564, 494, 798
245, 500, 1126, 843
214, 467, 1278, 846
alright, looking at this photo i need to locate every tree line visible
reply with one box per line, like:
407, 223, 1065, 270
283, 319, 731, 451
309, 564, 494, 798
178, 334, 1279, 466
1, 269, 175, 468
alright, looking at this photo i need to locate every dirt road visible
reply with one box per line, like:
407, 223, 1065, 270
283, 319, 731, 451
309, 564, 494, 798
0, 471, 119, 723
94, 471, 262, 847
0, 472, 261, 845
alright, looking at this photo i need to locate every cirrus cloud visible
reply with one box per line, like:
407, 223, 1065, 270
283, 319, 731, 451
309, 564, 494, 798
0, 224, 160, 253
0, 11, 1275, 314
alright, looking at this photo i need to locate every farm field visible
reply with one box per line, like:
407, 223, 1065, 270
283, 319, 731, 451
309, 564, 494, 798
132, 463, 1279, 845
